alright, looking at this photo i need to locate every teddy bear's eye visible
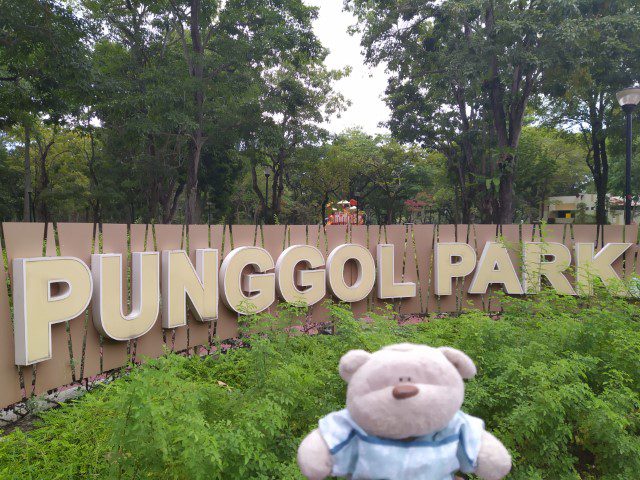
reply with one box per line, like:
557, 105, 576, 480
398, 376, 412, 383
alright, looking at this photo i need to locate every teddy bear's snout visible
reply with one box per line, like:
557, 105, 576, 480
392, 384, 419, 399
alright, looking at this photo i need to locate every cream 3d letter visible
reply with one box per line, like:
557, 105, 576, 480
434, 243, 476, 296
162, 249, 218, 328
522, 242, 575, 295
376, 244, 416, 299
275, 245, 326, 306
13, 257, 93, 365
326, 244, 375, 302
469, 242, 523, 295
92, 253, 160, 340
220, 247, 275, 314
574, 242, 631, 296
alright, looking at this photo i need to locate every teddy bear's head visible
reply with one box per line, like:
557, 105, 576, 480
339, 343, 476, 440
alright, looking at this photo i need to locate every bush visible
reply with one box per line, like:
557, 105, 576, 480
0, 292, 639, 479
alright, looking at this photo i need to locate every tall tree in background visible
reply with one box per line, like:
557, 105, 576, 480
87, 0, 193, 223
543, 0, 640, 224
516, 127, 588, 221
0, 0, 89, 221
3, 123, 94, 222
166, 0, 327, 223
347, 0, 577, 223
247, 61, 346, 224
353, 0, 497, 223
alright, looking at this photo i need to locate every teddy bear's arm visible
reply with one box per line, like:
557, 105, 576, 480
473, 430, 512, 480
297, 428, 333, 480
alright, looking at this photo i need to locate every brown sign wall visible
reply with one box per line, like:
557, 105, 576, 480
0, 222, 637, 410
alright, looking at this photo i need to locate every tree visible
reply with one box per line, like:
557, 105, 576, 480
515, 127, 589, 222
346, 0, 581, 223
295, 144, 354, 225
87, 1, 193, 223
246, 61, 347, 224
359, 140, 432, 224
0, 0, 89, 220
321, 129, 380, 219
543, 0, 640, 224
4, 122, 93, 222
166, 0, 330, 223
308, 130, 435, 225
0, 134, 22, 220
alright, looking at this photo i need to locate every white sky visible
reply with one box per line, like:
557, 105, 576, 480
305, 0, 391, 135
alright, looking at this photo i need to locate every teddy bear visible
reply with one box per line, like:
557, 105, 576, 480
297, 343, 511, 480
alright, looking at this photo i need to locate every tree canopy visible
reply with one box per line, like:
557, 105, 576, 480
0, 0, 639, 225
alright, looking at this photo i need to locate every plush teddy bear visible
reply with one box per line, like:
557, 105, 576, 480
297, 343, 511, 480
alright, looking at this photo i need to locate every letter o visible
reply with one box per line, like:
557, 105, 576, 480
326, 244, 375, 302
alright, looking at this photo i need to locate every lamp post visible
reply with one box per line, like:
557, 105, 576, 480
616, 87, 640, 225
263, 165, 272, 224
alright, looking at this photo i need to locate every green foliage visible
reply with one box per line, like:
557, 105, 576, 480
289, 129, 441, 225
515, 127, 589, 221
3, 122, 95, 221
346, 0, 640, 224
0, 137, 22, 220
1, 0, 639, 224
0, 0, 90, 126
1, 292, 639, 479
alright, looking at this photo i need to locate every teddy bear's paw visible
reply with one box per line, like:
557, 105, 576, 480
297, 428, 333, 480
474, 430, 512, 480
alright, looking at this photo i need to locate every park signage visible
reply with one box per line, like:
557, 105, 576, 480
12, 240, 632, 367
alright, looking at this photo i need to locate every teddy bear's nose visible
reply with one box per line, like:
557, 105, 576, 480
392, 384, 419, 399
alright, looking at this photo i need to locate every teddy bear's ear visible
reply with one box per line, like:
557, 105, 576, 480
439, 347, 477, 379
339, 349, 371, 382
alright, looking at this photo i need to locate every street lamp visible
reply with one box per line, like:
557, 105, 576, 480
616, 87, 640, 225
263, 165, 272, 224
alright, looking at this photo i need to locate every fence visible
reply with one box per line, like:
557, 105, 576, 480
0, 222, 637, 410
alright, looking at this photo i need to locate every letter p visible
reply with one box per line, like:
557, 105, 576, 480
13, 257, 93, 365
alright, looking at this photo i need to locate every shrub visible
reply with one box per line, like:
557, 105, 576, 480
0, 291, 639, 479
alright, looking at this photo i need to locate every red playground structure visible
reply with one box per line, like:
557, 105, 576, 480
327, 199, 365, 225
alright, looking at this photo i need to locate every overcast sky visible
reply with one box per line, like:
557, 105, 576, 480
304, 0, 391, 135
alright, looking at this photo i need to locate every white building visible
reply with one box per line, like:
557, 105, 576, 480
543, 193, 640, 225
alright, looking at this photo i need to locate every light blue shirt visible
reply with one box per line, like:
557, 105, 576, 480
318, 409, 484, 480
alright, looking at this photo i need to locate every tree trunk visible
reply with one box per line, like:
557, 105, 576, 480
269, 150, 287, 223
23, 122, 31, 222
588, 97, 609, 226
451, 87, 475, 223
186, 125, 203, 223
37, 148, 50, 223
386, 206, 394, 225
129, 202, 135, 224
497, 161, 515, 224
484, 2, 535, 224
87, 127, 101, 224
250, 162, 268, 223
593, 140, 608, 225
321, 194, 328, 226
161, 182, 184, 224
185, 0, 205, 224
93, 201, 101, 225
599, 137, 609, 224
595, 182, 607, 225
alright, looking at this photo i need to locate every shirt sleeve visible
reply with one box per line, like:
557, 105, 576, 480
456, 412, 485, 473
318, 410, 358, 477
318, 409, 356, 454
